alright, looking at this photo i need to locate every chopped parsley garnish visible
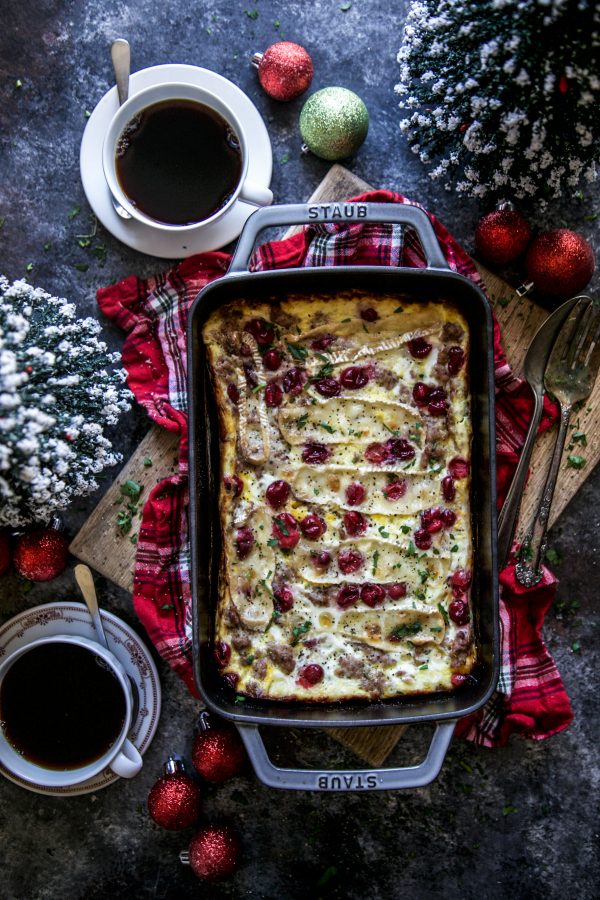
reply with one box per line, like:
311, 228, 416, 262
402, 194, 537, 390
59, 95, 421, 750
406, 541, 417, 557
545, 547, 563, 566
567, 454, 586, 469
403, 458, 416, 469
415, 589, 426, 601
372, 549, 380, 575
295, 413, 308, 429
313, 362, 334, 379
143, 456, 153, 467
251, 382, 266, 393
451, 544, 459, 553
383, 423, 400, 436
390, 622, 422, 639
401, 525, 411, 535
437, 602, 450, 626
571, 430, 587, 447
418, 663, 429, 670
264, 610, 282, 632
378, 526, 390, 538
267, 538, 279, 548
418, 569, 429, 584
121, 479, 142, 499
274, 516, 289, 536
291, 621, 312, 645
67, 204, 81, 220
287, 342, 308, 361
244, 655, 255, 666
319, 421, 336, 434
341, 317, 351, 323
393, 306, 404, 313
430, 626, 442, 633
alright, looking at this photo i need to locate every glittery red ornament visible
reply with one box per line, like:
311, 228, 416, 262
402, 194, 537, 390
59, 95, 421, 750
474, 208, 532, 266
0, 530, 12, 576
251, 41, 313, 101
185, 825, 241, 882
525, 229, 595, 299
13, 528, 69, 581
191, 713, 246, 783
148, 757, 201, 830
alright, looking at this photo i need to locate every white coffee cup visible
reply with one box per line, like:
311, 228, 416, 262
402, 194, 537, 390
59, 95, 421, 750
0, 634, 142, 787
102, 81, 273, 231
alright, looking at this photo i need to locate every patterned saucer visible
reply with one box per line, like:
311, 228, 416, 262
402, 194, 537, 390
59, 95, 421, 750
0, 602, 161, 796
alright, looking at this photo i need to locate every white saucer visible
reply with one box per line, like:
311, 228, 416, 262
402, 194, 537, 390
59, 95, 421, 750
80, 64, 273, 258
0, 602, 161, 796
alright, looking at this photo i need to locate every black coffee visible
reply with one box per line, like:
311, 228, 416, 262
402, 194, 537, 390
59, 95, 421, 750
115, 98, 243, 225
0, 643, 126, 770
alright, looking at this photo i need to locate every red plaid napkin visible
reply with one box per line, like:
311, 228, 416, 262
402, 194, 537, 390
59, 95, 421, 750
98, 190, 573, 747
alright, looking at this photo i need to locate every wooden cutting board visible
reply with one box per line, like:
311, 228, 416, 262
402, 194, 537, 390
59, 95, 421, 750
71, 164, 600, 767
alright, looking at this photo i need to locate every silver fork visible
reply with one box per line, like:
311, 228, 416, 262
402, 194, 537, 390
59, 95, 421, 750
516, 297, 600, 586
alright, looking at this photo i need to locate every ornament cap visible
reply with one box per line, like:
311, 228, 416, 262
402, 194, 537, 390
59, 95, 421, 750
250, 52, 263, 69
180, 850, 190, 866
198, 710, 212, 733
516, 281, 535, 297
496, 200, 516, 211
164, 755, 185, 776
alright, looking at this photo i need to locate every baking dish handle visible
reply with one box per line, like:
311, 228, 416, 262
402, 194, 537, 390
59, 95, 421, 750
236, 720, 456, 792
228, 201, 450, 274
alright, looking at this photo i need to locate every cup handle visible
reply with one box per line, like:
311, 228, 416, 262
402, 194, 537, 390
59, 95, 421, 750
239, 179, 273, 208
109, 738, 143, 779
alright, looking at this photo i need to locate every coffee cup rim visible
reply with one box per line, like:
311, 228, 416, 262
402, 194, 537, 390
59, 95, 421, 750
102, 81, 249, 232
0, 633, 134, 787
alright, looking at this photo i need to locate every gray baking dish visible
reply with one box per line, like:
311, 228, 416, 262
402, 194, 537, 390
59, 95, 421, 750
187, 202, 499, 791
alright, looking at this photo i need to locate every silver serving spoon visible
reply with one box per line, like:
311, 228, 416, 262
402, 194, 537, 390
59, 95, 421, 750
496, 295, 580, 568
109, 39, 132, 220
74, 563, 139, 719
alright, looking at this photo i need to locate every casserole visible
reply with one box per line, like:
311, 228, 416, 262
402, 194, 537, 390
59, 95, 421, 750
188, 202, 499, 790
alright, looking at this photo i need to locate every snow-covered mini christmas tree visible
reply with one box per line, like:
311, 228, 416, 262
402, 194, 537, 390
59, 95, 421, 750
395, 0, 600, 202
0, 277, 131, 527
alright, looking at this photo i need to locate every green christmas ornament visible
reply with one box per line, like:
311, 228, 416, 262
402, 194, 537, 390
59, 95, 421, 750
299, 87, 369, 161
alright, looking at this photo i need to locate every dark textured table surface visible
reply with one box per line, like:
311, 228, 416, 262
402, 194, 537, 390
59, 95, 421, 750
1, 2, 599, 898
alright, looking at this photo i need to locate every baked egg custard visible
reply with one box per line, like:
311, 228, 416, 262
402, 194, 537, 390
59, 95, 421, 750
203, 292, 475, 701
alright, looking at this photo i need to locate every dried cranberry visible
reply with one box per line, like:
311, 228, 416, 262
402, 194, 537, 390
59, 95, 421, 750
263, 349, 282, 371
428, 398, 448, 417
314, 376, 341, 397
407, 337, 433, 359
283, 366, 306, 395
337, 584, 360, 608
360, 307, 379, 322
266, 479, 290, 509
297, 664, 324, 687
272, 513, 300, 550
340, 366, 370, 389
244, 364, 258, 388
364, 442, 389, 464
235, 527, 254, 559
451, 569, 472, 596
386, 438, 416, 461
343, 511, 368, 537
265, 382, 283, 407
310, 334, 336, 351
428, 387, 447, 403
222, 672, 239, 690
441, 475, 455, 502
387, 582, 407, 600
338, 549, 365, 574
227, 383, 240, 404
361, 583, 386, 607
300, 513, 327, 539
448, 456, 470, 479
447, 346, 466, 376
311, 550, 332, 570
449, 598, 470, 625
345, 482, 366, 506
245, 317, 274, 346
451, 673, 469, 688
441, 508, 456, 527
412, 382, 430, 406
414, 528, 432, 550
273, 585, 294, 613
224, 475, 243, 497
302, 442, 331, 464
383, 479, 408, 501
214, 641, 231, 667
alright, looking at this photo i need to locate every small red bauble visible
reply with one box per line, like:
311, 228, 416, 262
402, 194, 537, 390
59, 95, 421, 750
185, 825, 241, 882
148, 757, 201, 831
13, 528, 69, 581
474, 208, 531, 266
0, 530, 12, 576
525, 229, 595, 299
251, 41, 314, 102
192, 713, 246, 783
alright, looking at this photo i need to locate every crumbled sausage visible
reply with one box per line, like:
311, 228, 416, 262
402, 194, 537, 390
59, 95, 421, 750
359, 671, 386, 699
231, 633, 251, 652
225, 603, 242, 627
450, 628, 471, 667
245, 679, 264, 698
442, 322, 464, 342
374, 367, 399, 389
267, 643, 296, 675
335, 654, 366, 679
271, 308, 298, 329
252, 658, 268, 679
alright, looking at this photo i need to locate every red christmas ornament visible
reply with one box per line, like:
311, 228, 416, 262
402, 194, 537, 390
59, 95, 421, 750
525, 229, 595, 299
148, 757, 201, 831
0, 530, 12, 576
251, 41, 313, 101
191, 712, 246, 783
13, 527, 69, 582
474, 207, 531, 266
183, 825, 241, 882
